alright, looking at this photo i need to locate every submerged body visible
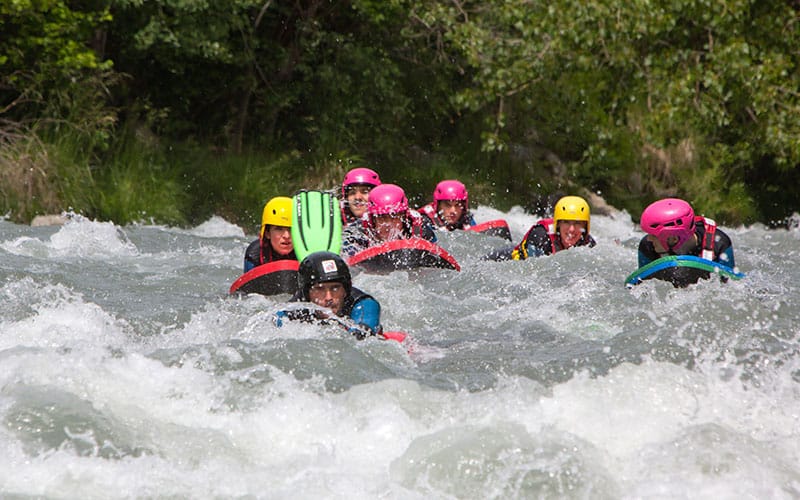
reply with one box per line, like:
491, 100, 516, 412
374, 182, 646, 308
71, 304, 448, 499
342, 184, 437, 257
638, 219, 735, 268
485, 196, 595, 261
636, 198, 736, 287
273, 251, 382, 336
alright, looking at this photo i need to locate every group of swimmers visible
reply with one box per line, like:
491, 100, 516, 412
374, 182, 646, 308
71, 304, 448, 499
243, 167, 737, 338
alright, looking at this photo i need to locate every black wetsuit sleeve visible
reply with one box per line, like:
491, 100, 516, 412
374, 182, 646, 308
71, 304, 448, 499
244, 239, 261, 272
524, 225, 554, 257
279, 293, 316, 322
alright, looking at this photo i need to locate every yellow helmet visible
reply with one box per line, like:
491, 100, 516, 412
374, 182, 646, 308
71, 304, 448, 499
260, 196, 292, 238
553, 195, 590, 234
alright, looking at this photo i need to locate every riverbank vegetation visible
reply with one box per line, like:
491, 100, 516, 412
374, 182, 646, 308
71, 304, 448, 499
2, 0, 799, 230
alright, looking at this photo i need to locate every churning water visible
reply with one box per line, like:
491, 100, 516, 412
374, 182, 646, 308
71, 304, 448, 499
1, 205, 799, 499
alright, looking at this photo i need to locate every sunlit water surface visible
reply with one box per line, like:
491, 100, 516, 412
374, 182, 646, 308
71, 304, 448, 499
1, 206, 799, 499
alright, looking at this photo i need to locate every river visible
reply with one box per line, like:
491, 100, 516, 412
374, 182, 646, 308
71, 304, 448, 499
1, 205, 798, 498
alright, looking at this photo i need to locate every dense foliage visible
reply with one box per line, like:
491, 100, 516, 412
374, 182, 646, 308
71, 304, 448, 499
2, 0, 799, 227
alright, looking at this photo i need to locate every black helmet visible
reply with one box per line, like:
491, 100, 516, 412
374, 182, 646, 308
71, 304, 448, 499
297, 251, 352, 299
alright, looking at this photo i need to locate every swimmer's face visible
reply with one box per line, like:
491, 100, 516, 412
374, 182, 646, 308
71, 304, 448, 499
557, 220, 587, 248
308, 281, 347, 315
437, 200, 465, 225
267, 225, 293, 255
346, 185, 373, 218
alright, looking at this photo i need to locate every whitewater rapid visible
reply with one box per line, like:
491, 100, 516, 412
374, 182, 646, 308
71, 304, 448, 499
1, 206, 799, 498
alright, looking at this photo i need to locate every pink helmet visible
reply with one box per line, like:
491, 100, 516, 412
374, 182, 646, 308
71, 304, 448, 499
433, 180, 469, 210
640, 198, 696, 251
342, 167, 381, 198
368, 184, 409, 216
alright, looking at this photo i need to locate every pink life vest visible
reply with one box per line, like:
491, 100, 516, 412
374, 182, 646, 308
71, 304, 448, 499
420, 202, 443, 226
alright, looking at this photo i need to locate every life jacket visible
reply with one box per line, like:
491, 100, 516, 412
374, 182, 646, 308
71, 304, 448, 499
340, 287, 372, 318
696, 216, 717, 260
511, 218, 556, 260
420, 202, 443, 226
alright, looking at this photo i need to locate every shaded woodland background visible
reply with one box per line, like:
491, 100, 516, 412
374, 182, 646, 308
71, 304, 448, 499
2, 0, 799, 230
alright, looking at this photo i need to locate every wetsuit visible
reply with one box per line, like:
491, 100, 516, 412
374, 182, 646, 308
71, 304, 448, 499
243, 238, 297, 272
341, 210, 438, 257
419, 202, 477, 230
637, 218, 735, 268
273, 286, 382, 338
483, 219, 595, 261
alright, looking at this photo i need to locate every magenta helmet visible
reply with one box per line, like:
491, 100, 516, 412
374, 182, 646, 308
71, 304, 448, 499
368, 184, 409, 216
640, 198, 696, 250
433, 180, 469, 210
342, 167, 381, 197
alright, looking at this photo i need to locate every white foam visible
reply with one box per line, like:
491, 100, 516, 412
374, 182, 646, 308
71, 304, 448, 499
0, 279, 131, 350
0, 206, 799, 498
0, 215, 139, 259
188, 216, 245, 238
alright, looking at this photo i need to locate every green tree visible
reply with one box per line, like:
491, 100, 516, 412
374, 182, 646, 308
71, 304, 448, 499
1, 0, 113, 126
0, 0, 116, 222
401, 0, 800, 223
105, 0, 432, 160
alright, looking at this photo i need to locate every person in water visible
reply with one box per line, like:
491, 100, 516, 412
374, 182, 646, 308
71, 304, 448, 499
638, 198, 735, 268
243, 196, 297, 272
273, 251, 382, 338
341, 167, 382, 224
484, 195, 596, 260
341, 183, 437, 257
418, 179, 477, 231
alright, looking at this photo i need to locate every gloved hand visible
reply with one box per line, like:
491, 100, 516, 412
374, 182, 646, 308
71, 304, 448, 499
272, 310, 288, 327
347, 326, 366, 340
347, 323, 377, 340
273, 308, 321, 327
